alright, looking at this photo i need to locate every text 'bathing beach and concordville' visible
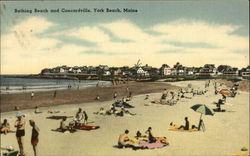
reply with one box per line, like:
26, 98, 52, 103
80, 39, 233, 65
14, 8, 138, 13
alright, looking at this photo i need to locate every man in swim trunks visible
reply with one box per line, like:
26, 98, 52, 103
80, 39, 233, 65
15, 112, 26, 156
118, 130, 131, 147
29, 120, 39, 156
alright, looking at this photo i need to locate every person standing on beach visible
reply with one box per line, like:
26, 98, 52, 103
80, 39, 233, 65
31, 92, 35, 100
15, 112, 26, 156
29, 120, 39, 156
83, 111, 88, 124
113, 92, 118, 101
53, 91, 57, 98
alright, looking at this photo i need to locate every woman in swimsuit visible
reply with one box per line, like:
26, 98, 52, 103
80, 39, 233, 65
15, 113, 26, 156
29, 120, 39, 156
145, 127, 156, 143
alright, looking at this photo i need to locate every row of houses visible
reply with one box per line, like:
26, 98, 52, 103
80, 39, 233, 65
41, 63, 250, 78
160, 62, 250, 77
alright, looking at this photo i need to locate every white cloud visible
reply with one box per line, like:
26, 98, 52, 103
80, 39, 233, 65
151, 19, 249, 51
101, 19, 154, 42
52, 26, 110, 43
1, 17, 249, 74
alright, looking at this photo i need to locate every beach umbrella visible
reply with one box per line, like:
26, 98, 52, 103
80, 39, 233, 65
219, 89, 232, 96
190, 104, 214, 120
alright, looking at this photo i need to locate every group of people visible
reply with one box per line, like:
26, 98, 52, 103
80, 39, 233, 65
118, 127, 158, 148
1, 113, 39, 156
94, 105, 136, 117
56, 108, 88, 133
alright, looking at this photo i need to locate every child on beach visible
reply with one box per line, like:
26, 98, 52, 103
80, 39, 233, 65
0, 119, 10, 135
15, 112, 26, 156
29, 120, 39, 156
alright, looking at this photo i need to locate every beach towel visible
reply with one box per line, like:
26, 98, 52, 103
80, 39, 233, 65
232, 151, 249, 156
138, 140, 167, 149
73, 124, 100, 131
129, 136, 148, 144
168, 126, 198, 132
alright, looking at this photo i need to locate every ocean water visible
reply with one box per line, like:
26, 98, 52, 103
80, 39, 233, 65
0, 75, 112, 94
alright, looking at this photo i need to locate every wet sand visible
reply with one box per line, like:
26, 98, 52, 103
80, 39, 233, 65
0, 80, 249, 156
0, 82, 179, 112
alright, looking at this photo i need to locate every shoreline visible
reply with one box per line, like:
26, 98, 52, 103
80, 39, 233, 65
0, 81, 180, 112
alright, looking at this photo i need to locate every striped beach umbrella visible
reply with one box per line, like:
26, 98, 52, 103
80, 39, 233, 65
191, 104, 214, 120
191, 104, 214, 131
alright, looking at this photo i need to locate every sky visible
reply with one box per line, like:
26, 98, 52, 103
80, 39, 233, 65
1, 0, 249, 74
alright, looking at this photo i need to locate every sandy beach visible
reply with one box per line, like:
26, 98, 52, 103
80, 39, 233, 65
1, 80, 249, 156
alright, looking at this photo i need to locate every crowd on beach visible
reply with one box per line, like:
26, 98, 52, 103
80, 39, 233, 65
0, 80, 241, 155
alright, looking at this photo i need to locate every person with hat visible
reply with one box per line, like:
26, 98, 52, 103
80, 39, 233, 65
29, 120, 39, 156
15, 112, 26, 156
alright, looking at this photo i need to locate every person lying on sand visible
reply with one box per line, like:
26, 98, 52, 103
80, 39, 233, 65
94, 107, 106, 115
47, 110, 60, 114
118, 130, 133, 148
0, 119, 10, 135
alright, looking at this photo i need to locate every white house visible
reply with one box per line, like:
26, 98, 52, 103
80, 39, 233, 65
137, 67, 149, 76
160, 64, 171, 75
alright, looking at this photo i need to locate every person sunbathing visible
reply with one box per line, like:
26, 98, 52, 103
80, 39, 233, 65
116, 107, 125, 117
178, 117, 189, 130
1, 119, 10, 135
94, 107, 106, 115
59, 117, 68, 132
75, 108, 84, 125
